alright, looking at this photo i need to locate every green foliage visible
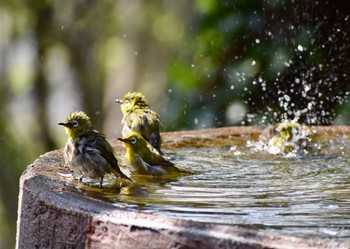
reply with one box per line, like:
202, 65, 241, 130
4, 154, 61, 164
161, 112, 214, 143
168, 61, 199, 91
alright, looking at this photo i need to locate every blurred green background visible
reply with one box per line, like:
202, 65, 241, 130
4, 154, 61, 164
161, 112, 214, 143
1, 1, 350, 248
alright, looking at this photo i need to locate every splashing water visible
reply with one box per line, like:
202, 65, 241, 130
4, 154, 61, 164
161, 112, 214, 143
249, 120, 312, 156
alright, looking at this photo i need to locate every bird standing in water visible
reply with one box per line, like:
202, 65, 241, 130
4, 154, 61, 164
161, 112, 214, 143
116, 92, 163, 154
268, 120, 310, 154
118, 131, 185, 176
59, 111, 131, 187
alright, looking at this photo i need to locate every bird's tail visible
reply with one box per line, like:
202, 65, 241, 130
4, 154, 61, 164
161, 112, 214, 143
173, 165, 195, 174
111, 167, 133, 182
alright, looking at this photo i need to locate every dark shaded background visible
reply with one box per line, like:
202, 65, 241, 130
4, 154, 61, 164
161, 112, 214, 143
1, 1, 350, 247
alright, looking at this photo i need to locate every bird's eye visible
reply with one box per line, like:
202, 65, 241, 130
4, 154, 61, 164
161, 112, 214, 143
130, 137, 137, 144
72, 121, 79, 127
124, 100, 130, 106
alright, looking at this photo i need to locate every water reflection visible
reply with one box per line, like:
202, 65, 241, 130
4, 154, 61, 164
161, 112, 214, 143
78, 138, 350, 239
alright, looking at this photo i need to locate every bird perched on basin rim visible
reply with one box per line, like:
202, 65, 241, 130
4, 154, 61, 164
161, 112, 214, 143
118, 131, 186, 176
116, 91, 163, 154
58, 111, 131, 187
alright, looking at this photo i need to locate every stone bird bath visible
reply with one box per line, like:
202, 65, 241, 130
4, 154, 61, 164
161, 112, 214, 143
16, 126, 350, 248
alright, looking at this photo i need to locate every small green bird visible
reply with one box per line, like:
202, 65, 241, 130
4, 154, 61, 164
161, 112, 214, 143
58, 111, 131, 187
118, 131, 184, 176
268, 120, 310, 154
116, 92, 163, 154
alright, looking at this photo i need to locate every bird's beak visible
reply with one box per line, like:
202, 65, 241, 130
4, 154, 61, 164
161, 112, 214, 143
118, 138, 132, 144
58, 122, 70, 127
115, 99, 123, 104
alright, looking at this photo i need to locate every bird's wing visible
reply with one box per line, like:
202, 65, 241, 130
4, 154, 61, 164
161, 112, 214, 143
125, 109, 162, 151
141, 160, 167, 175
144, 109, 162, 150
93, 134, 131, 180
125, 110, 161, 133
141, 149, 175, 167
124, 111, 143, 132
140, 152, 189, 175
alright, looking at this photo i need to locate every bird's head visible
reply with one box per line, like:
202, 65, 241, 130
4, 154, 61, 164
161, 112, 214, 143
58, 111, 94, 140
115, 92, 149, 115
277, 121, 300, 141
118, 131, 149, 153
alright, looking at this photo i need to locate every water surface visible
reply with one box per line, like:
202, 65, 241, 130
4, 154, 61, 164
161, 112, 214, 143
82, 137, 350, 239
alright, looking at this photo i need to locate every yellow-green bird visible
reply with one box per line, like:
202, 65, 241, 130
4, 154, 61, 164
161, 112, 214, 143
268, 120, 310, 154
116, 92, 163, 154
59, 111, 131, 187
118, 131, 184, 176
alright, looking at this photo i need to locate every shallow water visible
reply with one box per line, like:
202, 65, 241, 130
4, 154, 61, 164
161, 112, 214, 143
81, 138, 350, 239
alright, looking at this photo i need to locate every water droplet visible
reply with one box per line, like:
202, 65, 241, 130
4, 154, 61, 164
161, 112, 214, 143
297, 45, 304, 51
255, 39, 260, 44
304, 84, 311, 92
284, 94, 291, 102
307, 102, 313, 110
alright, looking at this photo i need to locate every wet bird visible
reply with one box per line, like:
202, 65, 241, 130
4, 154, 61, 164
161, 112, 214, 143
59, 111, 131, 187
116, 92, 162, 154
118, 131, 185, 176
268, 120, 310, 154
